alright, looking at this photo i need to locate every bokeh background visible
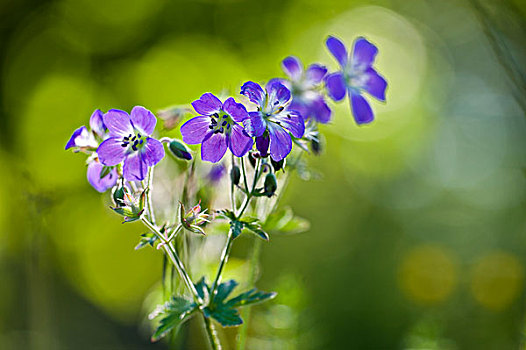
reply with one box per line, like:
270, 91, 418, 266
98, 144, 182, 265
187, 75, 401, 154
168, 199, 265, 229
1, 0, 526, 349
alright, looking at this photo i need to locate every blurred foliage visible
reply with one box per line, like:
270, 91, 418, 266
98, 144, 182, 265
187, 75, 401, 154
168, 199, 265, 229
1, 0, 526, 349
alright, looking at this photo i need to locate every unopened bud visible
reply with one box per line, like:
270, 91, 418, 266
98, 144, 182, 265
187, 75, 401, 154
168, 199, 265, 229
230, 165, 241, 185
248, 152, 257, 168
168, 139, 192, 160
311, 138, 322, 155
264, 173, 277, 197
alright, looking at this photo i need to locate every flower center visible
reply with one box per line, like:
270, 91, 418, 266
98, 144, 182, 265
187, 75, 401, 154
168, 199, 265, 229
345, 64, 368, 89
208, 112, 233, 135
121, 132, 146, 152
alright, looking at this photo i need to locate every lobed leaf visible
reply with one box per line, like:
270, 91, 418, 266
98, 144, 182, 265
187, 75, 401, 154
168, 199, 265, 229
151, 296, 197, 342
226, 289, 277, 308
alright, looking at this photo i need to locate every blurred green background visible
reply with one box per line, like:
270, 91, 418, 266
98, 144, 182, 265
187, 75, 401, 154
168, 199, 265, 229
1, 0, 526, 349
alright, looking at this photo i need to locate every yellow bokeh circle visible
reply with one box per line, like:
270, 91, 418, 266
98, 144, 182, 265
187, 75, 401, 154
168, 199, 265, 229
470, 251, 523, 311
399, 244, 457, 305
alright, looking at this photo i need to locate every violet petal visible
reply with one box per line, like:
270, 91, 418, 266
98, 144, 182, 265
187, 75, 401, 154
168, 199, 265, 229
97, 137, 127, 166
130, 106, 156, 136
180, 115, 212, 144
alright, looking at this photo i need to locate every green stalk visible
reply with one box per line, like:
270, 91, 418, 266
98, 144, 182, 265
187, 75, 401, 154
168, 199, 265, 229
236, 238, 262, 350
236, 152, 302, 349
203, 314, 222, 350
210, 158, 261, 304
141, 217, 202, 305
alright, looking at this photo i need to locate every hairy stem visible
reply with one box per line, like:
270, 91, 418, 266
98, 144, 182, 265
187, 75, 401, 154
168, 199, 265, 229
210, 227, 234, 304
141, 218, 202, 304
210, 158, 261, 304
236, 238, 262, 350
146, 167, 156, 224
203, 314, 222, 350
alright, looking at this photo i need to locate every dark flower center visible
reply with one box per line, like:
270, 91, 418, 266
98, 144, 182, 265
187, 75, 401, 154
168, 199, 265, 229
208, 112, 233, 135
121, 132, 146, 151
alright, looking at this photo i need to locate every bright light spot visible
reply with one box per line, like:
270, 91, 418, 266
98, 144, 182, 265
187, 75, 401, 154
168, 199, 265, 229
399, 244, 457, 305
470, 251, 523, 311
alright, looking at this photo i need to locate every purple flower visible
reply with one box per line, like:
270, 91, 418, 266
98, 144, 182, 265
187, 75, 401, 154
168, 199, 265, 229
97, 106, 165, 181
65, 110, 107, 150
208, 164, 226, 183
279, 56, 331, 124
180, 93, 253, 163
241, 81, 305, 161
325, 36, 387, 124
87, 159, 118, 193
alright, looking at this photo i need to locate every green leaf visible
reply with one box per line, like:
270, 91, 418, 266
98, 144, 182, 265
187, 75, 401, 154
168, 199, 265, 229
279, 216, 310, 234
195, 277, 210, 303
203, 279, 275, 328
264, 207, 310, 235
204, 305, 243, 327
226, 289, 277, 308
230, 220, 244, 239
242, 218, 269, 241
151, 296, 197, 342
216, 209, 236, 221
214, 279, 238, 302
135, 232, 158, 250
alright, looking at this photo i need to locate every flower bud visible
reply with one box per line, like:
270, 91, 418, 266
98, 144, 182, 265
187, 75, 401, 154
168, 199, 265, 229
112, 185, 126, 207
168, 139, 192, 160
230, 165, 241, 185
180, 201, 210, 235
310, 137, 322, 155
248, 152, 257, 168
264, 173, 277, 197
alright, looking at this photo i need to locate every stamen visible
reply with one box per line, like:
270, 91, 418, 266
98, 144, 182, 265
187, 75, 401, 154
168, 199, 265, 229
222, 121, 227, 126
219, 127, 224, 133
139, 139, 143, 144
121, 143, 127, 147
137, 133, 141, 138
274, 100, 279, 105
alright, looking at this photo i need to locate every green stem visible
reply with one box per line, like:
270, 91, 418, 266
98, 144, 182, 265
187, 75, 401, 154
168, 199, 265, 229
141, 218, 202, 305
236, 238, 262, 350
203, 313, 222, 350
236, 152, 302, 350
146, 167, 156, 224
240, 156, 249, 194
210, 158, 261, 303
210, 227, 234, 304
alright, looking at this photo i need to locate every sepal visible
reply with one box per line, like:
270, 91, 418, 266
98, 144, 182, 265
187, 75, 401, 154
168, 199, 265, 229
135, 232, 158, 250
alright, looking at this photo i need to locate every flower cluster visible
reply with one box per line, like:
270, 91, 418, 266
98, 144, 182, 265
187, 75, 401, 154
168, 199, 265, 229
64, 35, 388, 348
66, 106, 165, 192
67, 36, 386, 189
